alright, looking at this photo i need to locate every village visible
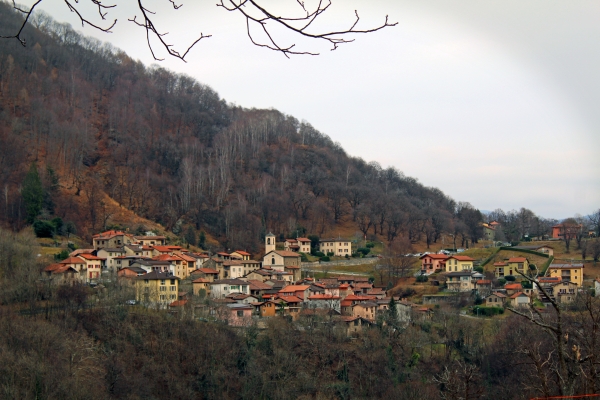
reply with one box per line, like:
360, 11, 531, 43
40, 219, 594, 333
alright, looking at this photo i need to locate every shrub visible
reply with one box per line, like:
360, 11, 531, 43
357, 247, 370, 256
54, 249, 70, 261
344, 254, 349, 259
314, 251, 325, 257
327, 252, 334, 257
320, 256, 330, 262
474, 267, 483, 273
300, 253, 309, 262
366, 242, 375, 248
521, 281, 533, 289
497, 278, 507, 286
33, 220, 55, 238
472, 306, 504, 316
505, 275, 516, 282
416, 275, 428, 283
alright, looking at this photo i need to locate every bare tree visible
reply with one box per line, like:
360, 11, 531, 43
2, 0, 396, 61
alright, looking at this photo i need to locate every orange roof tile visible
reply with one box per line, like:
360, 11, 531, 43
60, 256, 85, 264
505, 283, 523, 290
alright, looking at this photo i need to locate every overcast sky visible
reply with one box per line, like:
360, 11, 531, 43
34, 0, 600, 219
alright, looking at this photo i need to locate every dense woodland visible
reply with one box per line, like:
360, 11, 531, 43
0, 4, 562, 253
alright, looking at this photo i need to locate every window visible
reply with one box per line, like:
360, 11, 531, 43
237, 310, 244, 317
170, 279, 176, 285
161, 280, 165, 285
170, 295, 176, 299
272, 257, 275, 265
160, 286, 166, 291
170, 286, 176, 291
160, 295, 165, 300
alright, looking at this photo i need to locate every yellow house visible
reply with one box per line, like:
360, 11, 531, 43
445, 256, 475, 272
548, 264, 584, 287
495, 257, 529, 278
319, 238, 352, 256
135, 271, 180, 307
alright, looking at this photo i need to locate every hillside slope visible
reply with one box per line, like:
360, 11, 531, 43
0, 4, 483, 252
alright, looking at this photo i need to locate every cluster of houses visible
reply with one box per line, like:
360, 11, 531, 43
42, 230, 424, 330
419, 251, 584, 308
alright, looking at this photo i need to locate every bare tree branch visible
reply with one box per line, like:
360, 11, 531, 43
2, 0, 395, 60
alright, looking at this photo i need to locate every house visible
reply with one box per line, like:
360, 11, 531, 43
76, 253, 105, 282
134, 235, 166, 247
283, 237, 311, 253
547, 264, 584, 286
192, 278, 211, 297
445, 271, 475, 292
508, 292, 530, 308
96, 248, 126, 273
552, 224, 582, 240
341, 294, 376, 315
352, 301, 378, 322
319, 238, 352, 256
486, 292, 507, 307
551, 281, 578, 304
307, 294, 341, 313
226, 293, 260, 305
190, 268, 219, 282
42, 264, 81, 286
58, 256, 87, 280
494, 262, 509, 278
278, 285, 311, 301
512, 245, 554, 257
117, 266, 146, 278
223, 304, 254, 326
474, 279, 493, 293
504, 283, 523, 296
482, 222, 496, 241
420, 254, 449, 275
445, 256, 475, 272
134, 271, 180, 307
247, 280, 273, 298
230, 250, 251, 260
337, 316, 372, 336
209, 279, 250, 298
259, 300, 280, 317
275, 295, 303, 316
152, 254, 188, 278
507, 257, 529, 277
92, 230, 135, 250
124, 244, 145, 257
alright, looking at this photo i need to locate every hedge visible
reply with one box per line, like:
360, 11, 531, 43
472, 306, 504, 316
481, 247, 501, 267
499, 247, 550, 258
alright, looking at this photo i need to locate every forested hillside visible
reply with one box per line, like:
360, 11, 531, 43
0, 3, 483, 251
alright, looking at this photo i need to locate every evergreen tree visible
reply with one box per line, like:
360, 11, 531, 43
198, 231, 206, 249
184, 226, 196, 249
22, 163, 44, 224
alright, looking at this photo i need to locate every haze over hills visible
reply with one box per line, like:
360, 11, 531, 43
0, 4, 557, 251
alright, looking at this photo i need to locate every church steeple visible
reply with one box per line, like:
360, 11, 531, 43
265, 232, 276, 254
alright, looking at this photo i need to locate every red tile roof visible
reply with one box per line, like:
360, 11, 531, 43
510, 292, 527, 299
279, 285, 310, 292
60, 257, 85, 264
233, 250, 251, 256
505, 283, 523, 290
192, 278, 210, 283
449, 256, 475, 261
